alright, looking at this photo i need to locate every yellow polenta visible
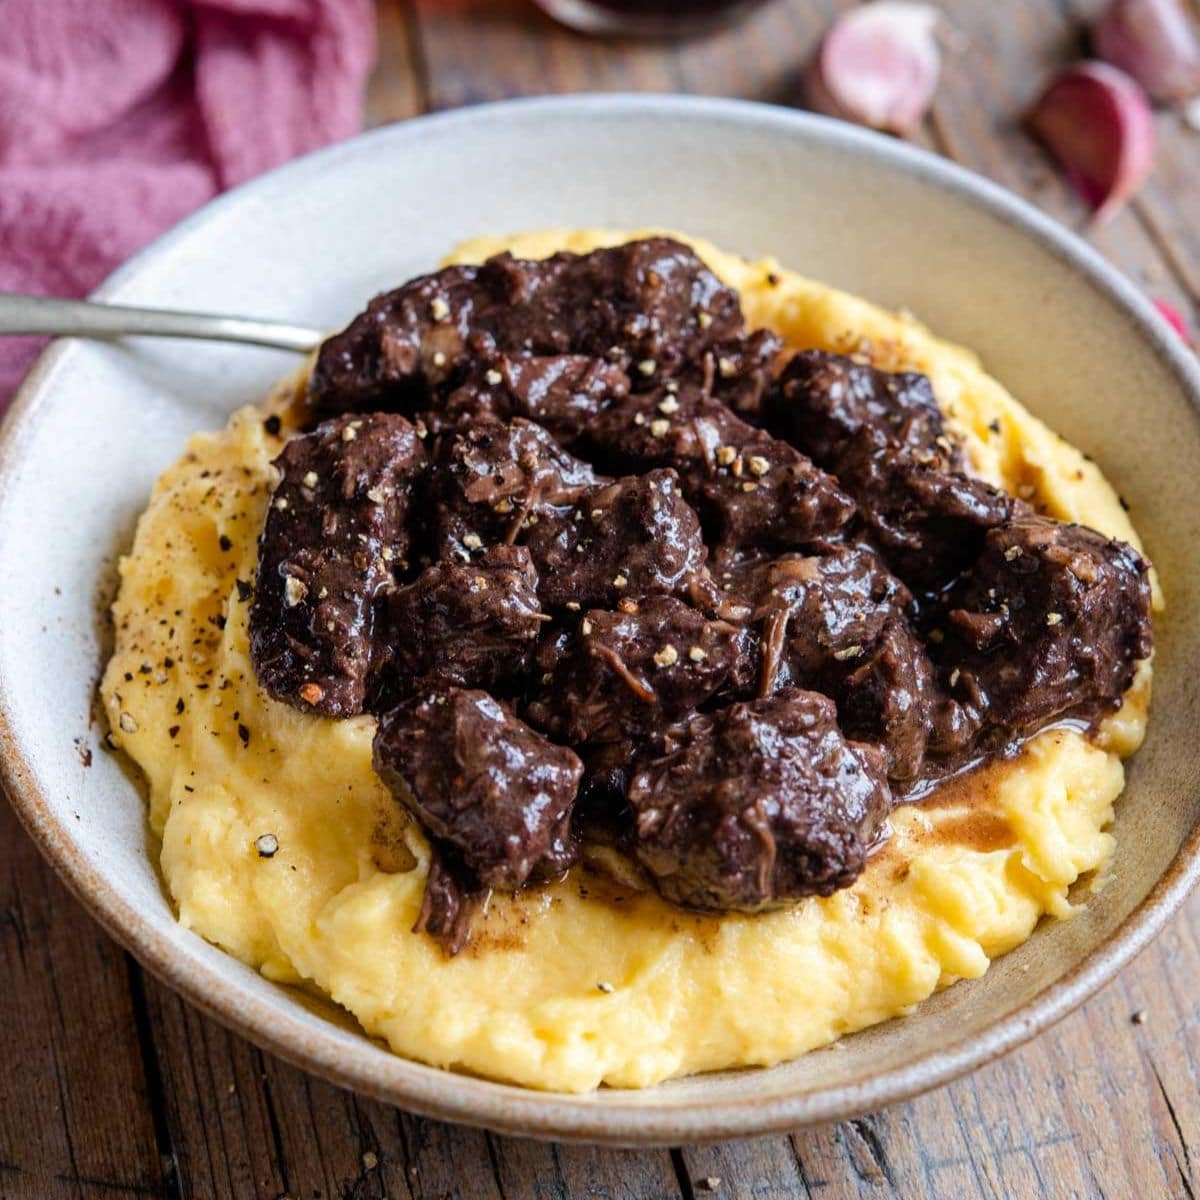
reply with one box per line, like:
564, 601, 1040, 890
101, 230, 1156, 1093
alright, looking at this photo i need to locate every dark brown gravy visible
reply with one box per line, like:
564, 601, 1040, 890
928, 809, 1014, 854
894, 738, 1070, 857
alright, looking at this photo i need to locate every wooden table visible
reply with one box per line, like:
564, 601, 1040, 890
4, 2, 1199, 1197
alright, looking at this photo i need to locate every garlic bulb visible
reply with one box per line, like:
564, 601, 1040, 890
803, 3, 941, 136
1027, 61, 1156, 222
1093, 0, 1200, 103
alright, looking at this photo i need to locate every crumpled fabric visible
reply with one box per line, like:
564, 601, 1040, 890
0, 0, 376, 399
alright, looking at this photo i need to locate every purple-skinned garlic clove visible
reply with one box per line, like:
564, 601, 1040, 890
803, 2, 942, 136
1027, 60, 1156, 223
1093, 0, 1200, 103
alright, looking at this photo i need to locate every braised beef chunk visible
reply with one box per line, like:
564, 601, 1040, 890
250, 413, 426, 716
707, 329, 784, 418
309, 238, 743, 414
428, 416, 598, 559
585, 381, 855, 555
440, 355, 630, 443
734, 544, 908, 625
413, 846, 481, 957
941, 517, 1152, 741
698, 432, 857, 557
838, 619, 933, 784
526, 595, 755, 746
832, 438, 1017, 592
374, 688, 583, 896
582, 375, 722, 469
383, 546, 543, 696
747, 547, 931, 782
524, 469, 707, 610
628, 689, 891, 910
310, 262, 481, 413
766, 351, 1015, 591
767, 350, 952, 465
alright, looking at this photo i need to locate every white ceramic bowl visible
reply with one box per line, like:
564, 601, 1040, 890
3, 96, 1199, 1145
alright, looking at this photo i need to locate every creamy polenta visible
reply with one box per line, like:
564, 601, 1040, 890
101, 230, 1155, 1093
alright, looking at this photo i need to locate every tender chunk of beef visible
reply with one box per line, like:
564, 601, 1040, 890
745, 547, 932, 782
838, 619, 933, 785
581, 376, 722, 469
524, 469, 707, 610
698, 432, 856, 557
428, 416, 598, 559
706, 329, 784, 418
250, 413, 426, 716
941, 516, 1152, 742
766, 351, 1016, 592
374, 687, 583, 931
832, 437, 1018, 592
627, 689, 891, 910
383, 545, 544, 696
309, 238, 744, 414
526, 595, 755, 746
439, 355, 630, 443
525, 626, 648, 816
413, 846, 480, 957
584, 382, 855, 556
766, 349, 952, 464
734, 545, 908, 637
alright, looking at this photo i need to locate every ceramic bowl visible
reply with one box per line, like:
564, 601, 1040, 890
3, 96, 1199, 1146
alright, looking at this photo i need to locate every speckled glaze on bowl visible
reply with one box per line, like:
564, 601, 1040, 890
2, 96, 1199, 1146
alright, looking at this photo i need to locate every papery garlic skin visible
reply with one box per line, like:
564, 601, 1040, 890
1027, 61, 1157, 223
803, 2, 941, 136
1093, 0, 1200, 103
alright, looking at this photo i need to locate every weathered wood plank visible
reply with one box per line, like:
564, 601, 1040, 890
678, 1136, 811, 1200
410, 0, 839, 109
139, 965, 684, 1200
381, 1113, 503, 1200
138, 979, 290, 1200
364, 0, 425, 127
140, 977, 501, 1200
488, 1137, 683, 1199
0, 802, 169, 1200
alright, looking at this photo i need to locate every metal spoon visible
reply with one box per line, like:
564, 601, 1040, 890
0, 293, 323, 354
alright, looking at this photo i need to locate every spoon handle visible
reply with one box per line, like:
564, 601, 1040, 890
0, 293, 324, 354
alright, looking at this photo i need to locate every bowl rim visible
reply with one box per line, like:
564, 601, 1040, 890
3, 92, 1199, 1145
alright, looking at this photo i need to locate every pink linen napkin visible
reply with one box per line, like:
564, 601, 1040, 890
0, 0, 376, 401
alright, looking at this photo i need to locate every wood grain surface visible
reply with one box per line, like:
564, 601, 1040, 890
4, 2, 1199, 1197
